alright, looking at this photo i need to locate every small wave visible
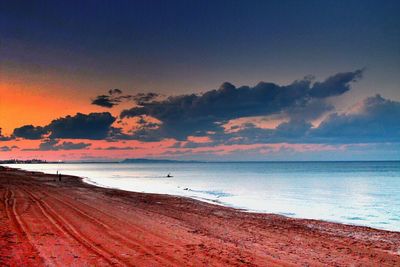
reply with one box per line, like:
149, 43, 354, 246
279, 212, 296, 216
345, 216, 365, 221
182, 188, 233, 198
372, 221, 390, 225
111, 174, 172, 179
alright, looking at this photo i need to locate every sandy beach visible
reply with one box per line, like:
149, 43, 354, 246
0, 166, 399, 266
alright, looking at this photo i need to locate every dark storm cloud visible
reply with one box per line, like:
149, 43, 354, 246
121, 70, 363, 140
283, 98, 335, 121
220, 120, 312, 145
91, 89, 159, 108
23, 139, 91, 151
275, 120, 313, 138
132, 93, 159, 105
91, 88, 127, 108
14, 112, 116, 140
309, 69, 363, 98
0, 128, 13, 141
47, 112, 116, 139
312, 95, 400, 143
226, 95, 400, 144
13, 125, 47, 140
91, 95, 117, 108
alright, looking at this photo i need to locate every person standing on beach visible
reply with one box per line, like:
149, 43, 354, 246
58, 173, 62, 182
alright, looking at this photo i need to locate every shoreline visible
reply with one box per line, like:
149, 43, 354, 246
7, 163, 399, 232
1, 166, 400, 266
81, 171, 398, 233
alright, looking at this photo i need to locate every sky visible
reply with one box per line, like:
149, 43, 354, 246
1, 0, 400, 161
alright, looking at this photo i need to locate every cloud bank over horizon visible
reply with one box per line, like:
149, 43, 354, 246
2, 70, 400, 160
119, 69, 364, 141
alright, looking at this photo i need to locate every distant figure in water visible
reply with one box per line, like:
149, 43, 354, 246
166, 173, 173, 178
58, 173, 62, 182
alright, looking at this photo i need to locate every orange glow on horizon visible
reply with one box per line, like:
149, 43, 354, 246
0, 82, 121, 135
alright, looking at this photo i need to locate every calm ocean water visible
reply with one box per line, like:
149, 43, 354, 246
3, 161, 400, 231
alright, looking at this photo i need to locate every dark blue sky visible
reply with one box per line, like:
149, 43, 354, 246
2, 0, 399, 97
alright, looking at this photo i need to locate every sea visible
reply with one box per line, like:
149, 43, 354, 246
2, 161, 400, 232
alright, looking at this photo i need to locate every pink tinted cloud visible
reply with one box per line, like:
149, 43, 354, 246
186, 136, 212, 143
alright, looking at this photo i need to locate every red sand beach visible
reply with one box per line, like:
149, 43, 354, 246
1, 166, 399, 266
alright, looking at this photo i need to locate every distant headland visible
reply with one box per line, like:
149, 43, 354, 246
0, 158, 199, 164
0, 159, 48, 164
120, 158, 200, 163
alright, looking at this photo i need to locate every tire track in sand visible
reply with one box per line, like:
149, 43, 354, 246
3, 187, 44, 265
41, 187, 246, 267
36, 188, 182, 266
20, 188, 125, 266
40, 186, 245, 267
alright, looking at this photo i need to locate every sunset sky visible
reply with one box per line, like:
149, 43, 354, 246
1, 0, 400, 161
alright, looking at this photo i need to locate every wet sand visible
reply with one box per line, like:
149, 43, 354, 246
0, 166, 399, 266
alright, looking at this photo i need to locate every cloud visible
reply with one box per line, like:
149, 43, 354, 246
11, 69, 397, 148
282, 98, 334, 121
120, 70, 363, 140
110, 115, 163, 142
275, 120, 313, 138
23, 139, 91, 151
91, 89, 159, 108
13, 125, 47, 140
0, 146, 11, 152
0, 128, 13, 141
92, 95, 118, 108
91, 88, 128, 108
225, 94, 400, 145
113, 127, 164, 142
47, 112, 116, 139
109, 88, 122, 95
309, 69, 363, 98
131, 93, 159, 105
14, 112, 116, 140
312, 94, 400, 143
0, 145, 18, 152
94, 146, 135, 150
